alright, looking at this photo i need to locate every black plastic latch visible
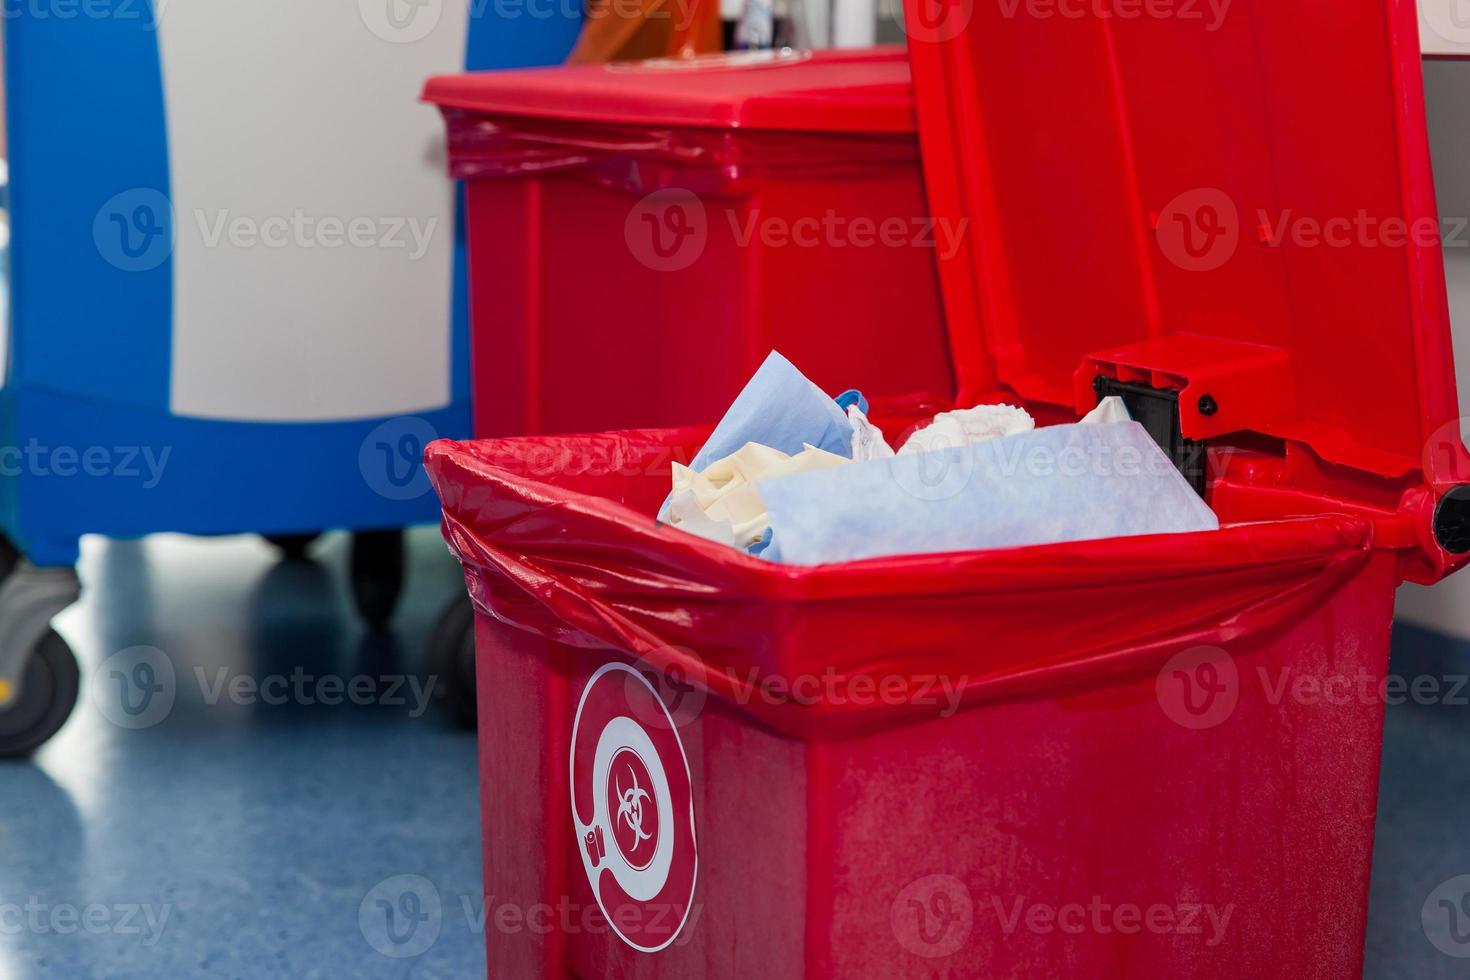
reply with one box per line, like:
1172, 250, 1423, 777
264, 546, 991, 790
1434, 486, 1470, 554
1092, 376, 1207, 497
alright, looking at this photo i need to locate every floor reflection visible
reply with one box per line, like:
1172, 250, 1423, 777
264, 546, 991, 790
0, 529, 481, 979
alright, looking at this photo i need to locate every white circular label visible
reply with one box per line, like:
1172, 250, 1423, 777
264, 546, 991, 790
570, 662, 698, 953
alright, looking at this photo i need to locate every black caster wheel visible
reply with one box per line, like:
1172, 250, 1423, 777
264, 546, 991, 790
0, 630, 80, 759
350, 529, 405, 631
0, 534, 20, 581
263, 533, 321, 561
428, 596, 477, 729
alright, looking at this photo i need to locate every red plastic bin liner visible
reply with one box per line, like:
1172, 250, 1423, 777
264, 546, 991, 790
427, 420, 1375, 739
440, 110, 924, 194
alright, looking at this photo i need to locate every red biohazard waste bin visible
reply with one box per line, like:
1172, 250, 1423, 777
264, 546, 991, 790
422, 48, 954, 438
426, 4, 1470, 978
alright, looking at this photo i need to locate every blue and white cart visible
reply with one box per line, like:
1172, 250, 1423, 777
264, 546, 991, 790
0, 0, 582, 753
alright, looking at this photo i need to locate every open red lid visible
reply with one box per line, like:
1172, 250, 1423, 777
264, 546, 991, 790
422, 47, 916, 133
904, 0, 1464, 503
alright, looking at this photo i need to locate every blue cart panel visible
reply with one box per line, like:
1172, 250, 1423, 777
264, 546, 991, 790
0, 0, 582, 569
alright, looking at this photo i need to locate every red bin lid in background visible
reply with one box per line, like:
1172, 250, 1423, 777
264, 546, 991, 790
422, 47, 916, 133
903, 0, 1464, 498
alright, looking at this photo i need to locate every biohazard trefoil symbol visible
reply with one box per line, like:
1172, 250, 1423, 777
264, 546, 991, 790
615, 764, 653, 854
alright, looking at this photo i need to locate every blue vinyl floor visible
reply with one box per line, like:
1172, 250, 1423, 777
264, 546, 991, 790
0, 530, 1467, 977
0, 531, 483, 979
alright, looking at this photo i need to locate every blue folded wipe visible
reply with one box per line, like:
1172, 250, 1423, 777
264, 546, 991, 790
688, 350, 854, 472
756, 421, 1219, 565
659, 351, 854, 524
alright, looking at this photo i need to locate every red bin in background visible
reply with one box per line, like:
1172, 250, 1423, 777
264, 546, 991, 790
423, 48, 954, 438
426, 1, 1470, 976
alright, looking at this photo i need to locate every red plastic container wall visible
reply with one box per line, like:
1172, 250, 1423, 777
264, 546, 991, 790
428, 420, 1392, 979
471, 585, 1393, 979
425, 49, 955, 437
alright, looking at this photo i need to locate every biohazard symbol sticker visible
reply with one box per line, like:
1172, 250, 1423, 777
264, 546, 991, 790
571, 662, 697, 952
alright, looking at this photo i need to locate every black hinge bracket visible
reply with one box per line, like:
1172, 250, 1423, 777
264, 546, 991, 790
1092, 376, 1208, 497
